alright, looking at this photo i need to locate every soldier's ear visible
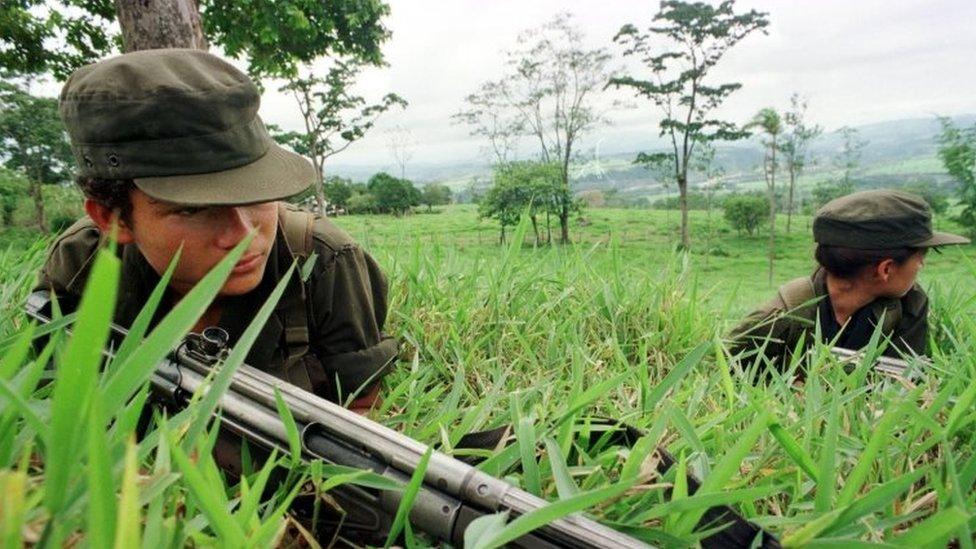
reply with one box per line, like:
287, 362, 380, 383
875, 258, 896, 283
84, 199, 135, 245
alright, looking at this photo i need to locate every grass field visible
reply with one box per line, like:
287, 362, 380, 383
1, 203, 976, 547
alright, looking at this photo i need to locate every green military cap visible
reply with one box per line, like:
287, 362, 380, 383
813, 189, 969, 249
59, 49, 314, 206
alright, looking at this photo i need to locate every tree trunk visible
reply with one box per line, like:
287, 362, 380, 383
314, 182, 327, 215
116, 0, 208, 52
30, 179, 45, 234
786, 166, 796, 233
545, 210, 552, 244
559, 166, 570, 244
678, 175, 690, 249
499, 225, 505, 245
530, 214, 540, 246
767, 146, 777, 288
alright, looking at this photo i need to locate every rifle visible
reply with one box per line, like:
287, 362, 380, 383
25, 291, 646, 548
828, 347, 931, 378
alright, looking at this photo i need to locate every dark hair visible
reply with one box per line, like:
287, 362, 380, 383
76, 176, 136, 223
815, 244, 921, 279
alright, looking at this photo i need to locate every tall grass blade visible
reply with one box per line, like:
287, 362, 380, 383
45, 249, 120, 516
384, 446, 433, 548
467, 478, 636, 549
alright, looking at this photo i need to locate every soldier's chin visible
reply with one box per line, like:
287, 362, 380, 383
218, 270, 264, 296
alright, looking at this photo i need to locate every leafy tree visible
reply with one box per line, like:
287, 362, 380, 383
420, 183, 452, 212
781, 94, 822, 233
490, 161, 569, 244
478, 179, 527, 244
750, 107, 783, 286
2, 1, 391, 79
346, 192, 377, 215
0, 80, 73, 232
322, 176, 354, 209
811, 180, 855, 209
609, 0, 769, 249
723, 194, 768, 236
937, 117, 976, 232
905, 181, 949, 216
0, 168, 28, 226
457, 13, 613, 244
835, 126, 867, 187
272, 60, 406, 213
367, 172, 419, 216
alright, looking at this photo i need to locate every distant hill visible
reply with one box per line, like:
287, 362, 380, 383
329, 114, 975, 200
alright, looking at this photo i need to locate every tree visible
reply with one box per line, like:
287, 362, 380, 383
2, 1, 391, 79
781, 94, 822, 233
0, 168, 28, 227
723, 194, 768, 236
937, 117, 976, 233
367, 172, 419, 216
420, 183, 452, 212
116, 0, 208, 52
835, 126, 867, 187
693, 141, 726, 265
0, 80, 73, 232
457, 13, 613, 244
387, 125, 415, 180
273, 60, 406, 213
811, 180, 855, 209
490, 161, 568, 245
750, 107, 782, 287
322, 176, 354, 209
609, 0, 769, 249
905, 181, 949, 216
478, 178, 527, 244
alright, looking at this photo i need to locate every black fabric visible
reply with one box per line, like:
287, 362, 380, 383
818, 296, 877, 351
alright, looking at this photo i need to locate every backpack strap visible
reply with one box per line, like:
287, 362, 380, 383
276, 204, 316, 376
778, 277, 816, 312
278, 203, 314, 259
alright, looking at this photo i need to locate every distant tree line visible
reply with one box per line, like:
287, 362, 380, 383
308, 174, 452, 216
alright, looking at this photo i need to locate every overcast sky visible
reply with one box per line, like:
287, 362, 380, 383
256, 0, 976, 171
254, 0, 976, 171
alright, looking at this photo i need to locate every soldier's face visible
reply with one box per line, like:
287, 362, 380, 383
119, 189, 279, 297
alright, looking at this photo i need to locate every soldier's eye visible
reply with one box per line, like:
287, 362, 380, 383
174, 206, 206, 217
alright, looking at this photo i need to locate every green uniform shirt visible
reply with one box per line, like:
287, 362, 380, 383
728, 268, 929, 366
35, 209, 398, 403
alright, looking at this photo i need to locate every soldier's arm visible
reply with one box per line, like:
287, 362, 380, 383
308, 243, 399, 409
727, 298, 792, 368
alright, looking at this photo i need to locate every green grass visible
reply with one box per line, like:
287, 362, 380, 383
1, 204, 975, 546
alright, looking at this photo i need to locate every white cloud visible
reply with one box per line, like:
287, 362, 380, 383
251, 0, 976, 169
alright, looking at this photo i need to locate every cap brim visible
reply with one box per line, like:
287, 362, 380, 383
133, 144, 315, 206
915, 231, 971, 247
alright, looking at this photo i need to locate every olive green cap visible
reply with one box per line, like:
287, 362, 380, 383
813, 189, 969, 249
58, 49, 314, 206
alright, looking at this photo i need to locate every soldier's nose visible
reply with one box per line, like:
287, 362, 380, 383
215, 207, 253, 249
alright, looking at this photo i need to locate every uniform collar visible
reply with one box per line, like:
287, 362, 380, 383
811, 267, 902, 334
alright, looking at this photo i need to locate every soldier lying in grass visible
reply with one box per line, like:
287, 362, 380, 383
35, 49, 398, 415
729, 189, 969, 368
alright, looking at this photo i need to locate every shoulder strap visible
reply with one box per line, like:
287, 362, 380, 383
278, 203, 314, 260
276, 203, 316, 368
778, 277, 817, 312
